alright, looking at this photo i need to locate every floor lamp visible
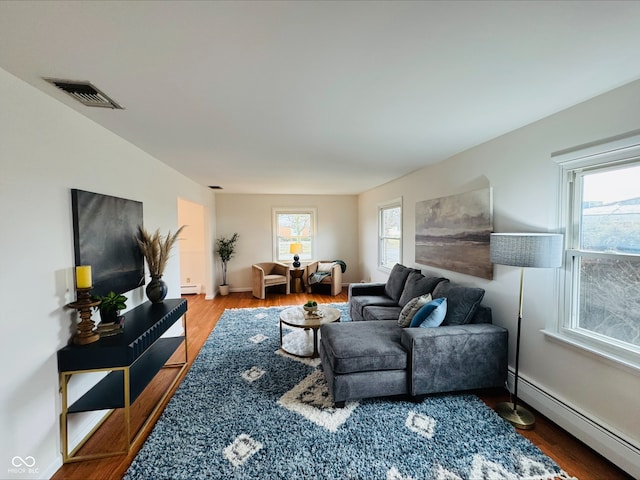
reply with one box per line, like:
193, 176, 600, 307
490, 233, 563, 429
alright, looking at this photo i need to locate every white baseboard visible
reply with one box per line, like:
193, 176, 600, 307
508, 371, 640, 478
180, 284, 201, 295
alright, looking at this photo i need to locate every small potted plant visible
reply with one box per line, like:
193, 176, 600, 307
303, 300, 318, 314
94, 291, 127, 324
216, 233, 239, 296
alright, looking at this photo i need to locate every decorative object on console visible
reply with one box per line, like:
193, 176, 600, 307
490, 232, 563, 430
97, 316, 124, 336
215, 233, 239, 296
137, 225, 186, 303
415, 188, 493, 279
67, 266, 101, 344
146, 276, 168, 304
289, 243, 303, 268
94, 290, 127, 324
75, 265, 92, 288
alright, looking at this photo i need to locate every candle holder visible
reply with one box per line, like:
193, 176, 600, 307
67, 287, 101, 345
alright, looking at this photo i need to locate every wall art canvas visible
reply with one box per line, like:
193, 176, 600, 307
72, 189, 145, 296
415, 188, 493, 279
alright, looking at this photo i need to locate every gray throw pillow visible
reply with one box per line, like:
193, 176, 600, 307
384, 264, 415, 303
397, 293, 432, 327
398, 273, 448, 307
432, 282, 485, 326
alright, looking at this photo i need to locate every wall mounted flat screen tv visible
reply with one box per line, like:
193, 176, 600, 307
71, 189, 145, 297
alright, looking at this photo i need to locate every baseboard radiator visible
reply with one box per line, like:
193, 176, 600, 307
180, 284, 201, 295
509, 371, 640, 478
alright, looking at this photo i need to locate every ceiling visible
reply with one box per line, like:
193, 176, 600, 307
2, 1, 640, 195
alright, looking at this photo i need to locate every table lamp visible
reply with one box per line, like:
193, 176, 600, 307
289, 243, 303, 268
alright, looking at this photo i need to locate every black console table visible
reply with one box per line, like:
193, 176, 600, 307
57, 298, 188, 463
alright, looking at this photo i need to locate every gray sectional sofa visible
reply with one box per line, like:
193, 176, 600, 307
319, 264, 508, 406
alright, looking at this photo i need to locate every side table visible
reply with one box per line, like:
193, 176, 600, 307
290, 267, 305, 293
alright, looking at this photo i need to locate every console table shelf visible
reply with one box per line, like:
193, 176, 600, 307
58, 298, 188, 463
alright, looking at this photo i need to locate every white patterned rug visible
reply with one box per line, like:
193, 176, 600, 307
124, 304, 576, 480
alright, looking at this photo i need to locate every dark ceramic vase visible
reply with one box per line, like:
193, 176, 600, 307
146, 275, 168, 303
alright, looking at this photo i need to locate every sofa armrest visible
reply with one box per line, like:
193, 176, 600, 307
400, 324, 508, 396
348, 282, 387, 298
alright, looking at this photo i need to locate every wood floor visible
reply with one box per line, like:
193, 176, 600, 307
52, 292, 633, 480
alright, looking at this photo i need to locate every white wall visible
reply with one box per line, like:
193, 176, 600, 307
359, 80, 640, 476
215, 194, 358, 292
0, 67, 215, 478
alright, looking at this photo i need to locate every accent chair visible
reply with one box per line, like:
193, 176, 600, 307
252, 262, 291, 299
306, 260, 343, 296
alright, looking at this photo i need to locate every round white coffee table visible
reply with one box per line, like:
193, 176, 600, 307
279, 305, 341, 358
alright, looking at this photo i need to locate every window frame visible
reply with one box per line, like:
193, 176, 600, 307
272, 207, 317, 263
378, 198, 403, 272
551, 132, 640, 372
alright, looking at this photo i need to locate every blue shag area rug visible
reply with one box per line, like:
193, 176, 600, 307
124, 304, 575, 480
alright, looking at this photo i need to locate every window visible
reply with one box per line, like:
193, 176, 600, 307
379, 199, 402, 270
273, 208, 316, 263
553, 134, 640, 368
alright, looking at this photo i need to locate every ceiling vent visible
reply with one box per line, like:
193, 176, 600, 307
44, 78, 123, 109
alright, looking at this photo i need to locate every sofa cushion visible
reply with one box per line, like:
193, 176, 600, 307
350, 295, 398, 320
384, 263, 415, 303
362, 305, 403, 321
410, 297, 447, 328
320, 321, 407, 374
469, 305, 492, 324
397, 293, 432, 327
432, 282, 485, 326
398, 273, 447, 307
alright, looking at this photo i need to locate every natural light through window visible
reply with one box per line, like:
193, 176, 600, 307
273, 208, 316, 263
577, 165, 640, 348
379, 199, 402, 270
554, 137, 640, 367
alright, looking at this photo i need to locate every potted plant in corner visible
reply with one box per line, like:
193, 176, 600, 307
216, 233, 239, 296
137, 225, 186, 303
94, 291, 127, 324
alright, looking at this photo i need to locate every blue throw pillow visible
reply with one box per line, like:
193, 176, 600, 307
409, 297, 447, 328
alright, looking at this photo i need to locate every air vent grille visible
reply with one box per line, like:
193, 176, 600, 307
44, 78, 123, 109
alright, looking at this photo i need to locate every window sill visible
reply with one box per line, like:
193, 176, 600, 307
378, 265, 393, 275
542, 329, 640, 376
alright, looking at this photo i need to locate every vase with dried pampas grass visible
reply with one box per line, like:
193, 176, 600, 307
137, 225, 185, 303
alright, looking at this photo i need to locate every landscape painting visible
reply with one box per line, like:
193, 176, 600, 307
415, 188, 493, 279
